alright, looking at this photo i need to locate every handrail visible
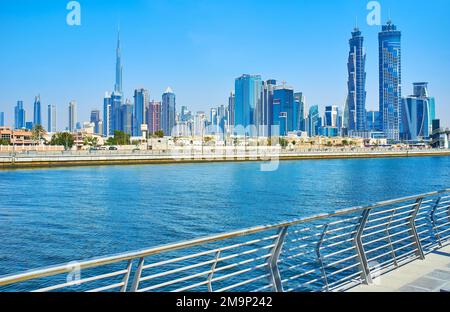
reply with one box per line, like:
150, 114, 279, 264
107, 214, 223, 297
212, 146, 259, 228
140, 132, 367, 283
1, 188, 450, 291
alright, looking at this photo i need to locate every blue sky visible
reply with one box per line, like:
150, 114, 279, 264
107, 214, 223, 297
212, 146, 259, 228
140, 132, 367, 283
0, 0, 449, 129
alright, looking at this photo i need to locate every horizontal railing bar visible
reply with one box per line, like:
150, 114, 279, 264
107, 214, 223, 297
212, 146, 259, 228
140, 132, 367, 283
368, 242, 416, 263
322, 246, 357, 259
140, 245, 273, 282
364, 215, 413, 232
279, 260, 320, 274
434, 222, 450, 229
326, 263, 361, 278
362, 221, 409, 238
213, 274, 271, 293
363, 228, 411, 246
321, 237, 355, 249
321, 231, 357, 244
365, 235, 414, 254
141, 235, 278, 270
86, 282, 125, 293
367, 209, 413, 224
32, 269, 128, 292
324, 254, 359, 268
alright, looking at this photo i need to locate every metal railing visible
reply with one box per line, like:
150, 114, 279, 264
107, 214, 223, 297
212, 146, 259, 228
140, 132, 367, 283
1, 189, 449, 292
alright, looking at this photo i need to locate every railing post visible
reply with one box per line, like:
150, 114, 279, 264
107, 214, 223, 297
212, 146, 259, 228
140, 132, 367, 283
316, 224, 329, 291
207, 250, 221, 292
354, 209, 372, 285
130, 257, 145, 292
267, 226, 288, 292
120, 260, 133, 292
410, 197, 425, 260
430, 197, 443, 247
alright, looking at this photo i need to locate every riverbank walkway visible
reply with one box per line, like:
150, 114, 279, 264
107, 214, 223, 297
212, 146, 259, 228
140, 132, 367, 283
349, 245, 450, 292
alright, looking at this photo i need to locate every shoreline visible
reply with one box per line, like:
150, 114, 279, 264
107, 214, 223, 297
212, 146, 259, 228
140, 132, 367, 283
1, 150, 449, 170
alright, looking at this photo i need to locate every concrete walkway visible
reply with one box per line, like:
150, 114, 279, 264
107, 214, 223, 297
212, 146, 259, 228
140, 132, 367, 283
349, 245, 450, 292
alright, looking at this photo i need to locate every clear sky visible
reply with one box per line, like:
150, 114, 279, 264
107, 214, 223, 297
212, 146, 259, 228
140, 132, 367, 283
0, 0, 449, 129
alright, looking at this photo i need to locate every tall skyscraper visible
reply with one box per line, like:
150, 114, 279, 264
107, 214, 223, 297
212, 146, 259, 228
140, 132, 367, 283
103, 92, 112, 136
147, 100, 161, 135
0, 112, 4, 127
33, 95, 42, 127
308, 105, 320, 137
111, 91, 123, 134
114, 31, 123, 94
234, 74, 262, 136
227, 92, 235, 129
90, 109, 101, 134
68, 101, 77, 132
47, 104, 56, 133
294, 92, 306, 132
347, 27, 367, 131
161, 87, 176, 136
14, 101, 26, 129
133, 88, 149, 136
272, 85, 295, 136
401, 82, 435, 141
379, 20, 402, 141
366, 111, 381, 131
260, 79, 276, 136
324, 106, 339, 127
120, 100, 133, 135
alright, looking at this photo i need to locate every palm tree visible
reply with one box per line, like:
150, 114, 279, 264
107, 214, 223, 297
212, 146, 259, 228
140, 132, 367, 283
31, 125, 47, 145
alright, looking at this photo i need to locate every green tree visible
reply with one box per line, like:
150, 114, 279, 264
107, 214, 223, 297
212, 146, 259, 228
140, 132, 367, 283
50, 132, 75, 150
279, 138, 288, 149
31, 124, 46, 142
153, 130, 164, 138
0, 139, 10, 146
105, 131, 131, 145
83, 136, 99, 147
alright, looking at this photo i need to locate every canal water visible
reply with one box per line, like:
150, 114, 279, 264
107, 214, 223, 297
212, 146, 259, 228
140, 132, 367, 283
0, 157, 449, 278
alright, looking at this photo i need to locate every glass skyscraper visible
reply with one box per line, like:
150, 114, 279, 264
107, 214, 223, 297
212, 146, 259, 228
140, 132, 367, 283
379, 21, 402, 141
68, 101, 77, 132
133, 88, 149, 136
115, 31, 123, 94
47, 104, 56, 133
294, 92, 306, 132
147, 100, 161, 135
14, 101, 26, 129
0, 112, 4, 127
260, 79, 276, 137
347, 27, 367, 131
272, 86, 295, 136
90, 109, 101, 135
234, 74, 262, 136
33, 95, 42, 127
307, 105, 320, 137
161, 87, 176, 136
401, 82, 435, 141
120, 101, 133, 135
103, 92, 112, 136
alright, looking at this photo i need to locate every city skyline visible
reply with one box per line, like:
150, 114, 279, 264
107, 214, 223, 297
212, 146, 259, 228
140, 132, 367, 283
0, 0, 449, 129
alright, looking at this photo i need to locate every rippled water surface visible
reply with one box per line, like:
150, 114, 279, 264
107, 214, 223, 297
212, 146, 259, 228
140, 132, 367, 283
0, 156, 449, 276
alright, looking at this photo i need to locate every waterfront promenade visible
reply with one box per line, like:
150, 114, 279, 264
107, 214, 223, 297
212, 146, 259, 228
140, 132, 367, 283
1, 148, 449, 169
349, 245, 450, 292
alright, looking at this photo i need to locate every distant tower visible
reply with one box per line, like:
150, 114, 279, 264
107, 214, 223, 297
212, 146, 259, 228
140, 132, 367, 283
347, 27, 367, 132
161, 87, 176, 136
114, 30, 123, 94
47, 104, 56, 133
379, 20, 402, 141
68, 101, 77, 132
15, 101, 26, 129
33, 95, 42, 127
